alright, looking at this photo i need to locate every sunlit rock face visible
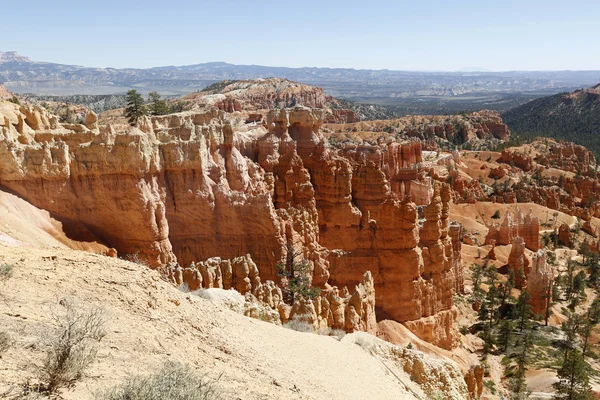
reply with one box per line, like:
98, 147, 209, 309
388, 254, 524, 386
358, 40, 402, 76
0, 102, 464, 348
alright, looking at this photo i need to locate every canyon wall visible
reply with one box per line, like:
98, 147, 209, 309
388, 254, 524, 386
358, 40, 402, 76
0, 101, 463, 348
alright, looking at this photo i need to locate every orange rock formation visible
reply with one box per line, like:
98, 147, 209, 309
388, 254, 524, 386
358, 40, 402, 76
506, 237, 530, 289
485, 207, 540, 251
0, 101, 464, 348
527, 250, 553, 317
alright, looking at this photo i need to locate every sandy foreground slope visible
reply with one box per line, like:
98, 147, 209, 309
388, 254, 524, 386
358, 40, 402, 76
0, 243, 424, 400
0, 186, 472, 399
0, 243, 421, 399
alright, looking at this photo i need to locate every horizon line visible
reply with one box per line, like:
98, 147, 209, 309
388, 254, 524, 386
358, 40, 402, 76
2, 51, 600, 74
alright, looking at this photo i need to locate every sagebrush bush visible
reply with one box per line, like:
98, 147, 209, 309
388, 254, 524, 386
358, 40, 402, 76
96, 361, 222, 400
40, 298, 106, 393
283, 319, 314, 333
0, 330, 11, 355
0, 263, 14, 281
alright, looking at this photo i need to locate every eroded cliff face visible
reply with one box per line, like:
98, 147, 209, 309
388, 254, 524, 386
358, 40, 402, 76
0, 101, 463, 347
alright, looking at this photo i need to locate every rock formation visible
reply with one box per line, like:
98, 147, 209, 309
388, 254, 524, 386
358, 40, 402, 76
485, 207, 540, 251
464, 365, 484, 399
527, 250, 553, 317
506, 236, 530, 289
486, 240, 497, 260
0, 84, 12, 100
324, 110, 510, 145
183, 78, 360, 124
0, 100, 464, 348
498, 149, 533, 171
558, 223, 572, 247
170, 255, 377, 335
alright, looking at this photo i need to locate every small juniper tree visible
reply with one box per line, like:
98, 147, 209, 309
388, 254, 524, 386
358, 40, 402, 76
277, 243, 320, 304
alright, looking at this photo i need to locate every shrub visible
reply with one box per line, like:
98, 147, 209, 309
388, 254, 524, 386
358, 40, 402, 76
0, 263, 14, 281
330, 329, 346, 340
39, 299, 106, 393
96, 361, 222, 400
283, 319, 314, 333
0, 331, 11, 355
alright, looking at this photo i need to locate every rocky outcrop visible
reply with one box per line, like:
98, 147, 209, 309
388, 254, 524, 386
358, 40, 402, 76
174, 256, 377, 335
0, 84, 12, 100
488, 166, 506, 180
167, 254, 261, 293
527, 250, 553, 317
323, 109, 360, 124
498, 149, 533, 171
558, 223, 572, 247
487, 240, 497, 260
583, 221, 597, 237
286, 271, 377, 334
464, 365, 484, 399
485, 207, 539, 251
403, 309, 458, 350
85, 111, 98, 130
535, 142, 597, 176
449, 222, 465, 294
325, 110, 510, 145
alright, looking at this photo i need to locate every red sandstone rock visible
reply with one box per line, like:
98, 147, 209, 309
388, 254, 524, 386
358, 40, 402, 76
583, 221, 598, 238
506, 236, 530, 289
498, 149, 533, 171
464, 365, 484, 399
487, 241, 497, 260
485, 207, 539, 251
489, 166, 506, 180
0, 100, 463, 349
558, 223, 571, 247
527, 250, 553, 317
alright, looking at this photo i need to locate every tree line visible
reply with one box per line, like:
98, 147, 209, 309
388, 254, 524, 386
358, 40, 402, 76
124, 90, 184, 125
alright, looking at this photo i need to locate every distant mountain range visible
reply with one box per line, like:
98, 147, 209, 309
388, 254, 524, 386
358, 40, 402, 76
3, 51, 600, 115
503, 84, 600, 155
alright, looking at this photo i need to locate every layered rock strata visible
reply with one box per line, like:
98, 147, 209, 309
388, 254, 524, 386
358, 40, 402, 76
0, 101, 463, 348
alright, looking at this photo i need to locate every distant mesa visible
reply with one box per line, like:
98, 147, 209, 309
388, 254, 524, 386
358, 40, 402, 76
0, 51, 32, 63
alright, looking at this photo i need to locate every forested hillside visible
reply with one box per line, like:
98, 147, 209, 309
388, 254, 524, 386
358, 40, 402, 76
503, 84, 600, 155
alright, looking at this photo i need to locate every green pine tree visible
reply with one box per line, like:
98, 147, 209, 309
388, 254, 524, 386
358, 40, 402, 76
553, 349, 592, 400
124, 89, 147, 126
514, 290, 533, 333
497, 319, 514, 353
148, 91, 170, 116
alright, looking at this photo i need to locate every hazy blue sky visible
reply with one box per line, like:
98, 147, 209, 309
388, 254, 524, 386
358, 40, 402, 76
2, 0, 599, 71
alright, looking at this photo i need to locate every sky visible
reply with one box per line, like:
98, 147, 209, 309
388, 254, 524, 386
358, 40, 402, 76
2, 0, 600, 71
